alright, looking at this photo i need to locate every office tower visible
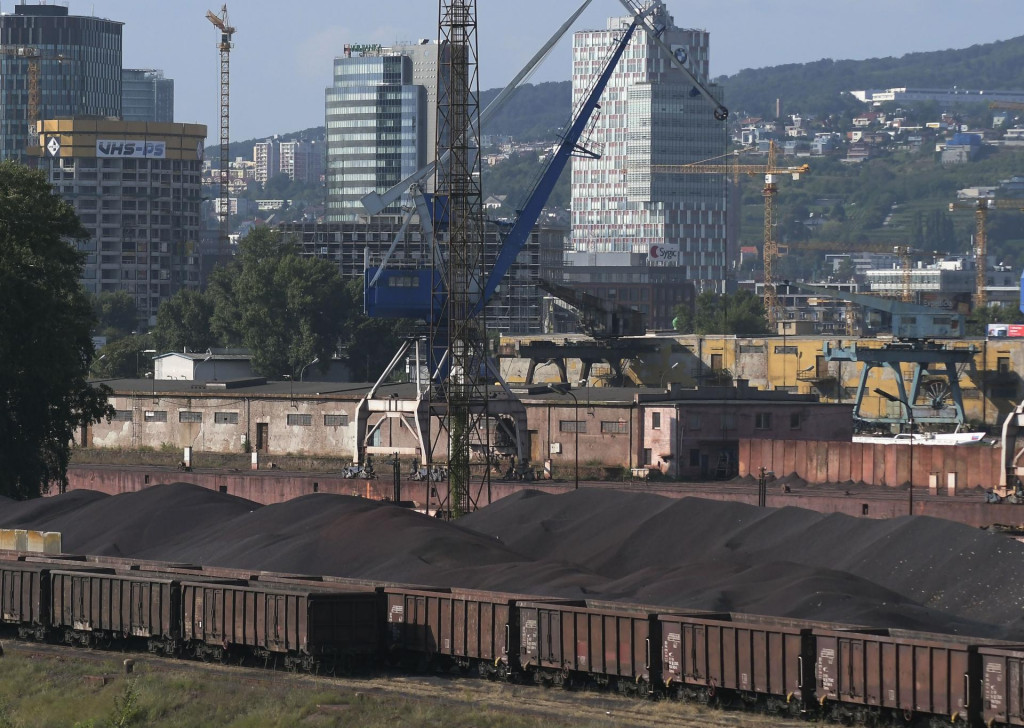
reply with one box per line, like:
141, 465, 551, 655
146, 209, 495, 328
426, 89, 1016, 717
32, 119, 207, 327
121, 69, 174, 122
325, 43, 434, 222
0, 4, 122, 162
569, 1, 727, 306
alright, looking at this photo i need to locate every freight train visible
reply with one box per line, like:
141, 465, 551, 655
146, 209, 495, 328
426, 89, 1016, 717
1, 550, 1021, 728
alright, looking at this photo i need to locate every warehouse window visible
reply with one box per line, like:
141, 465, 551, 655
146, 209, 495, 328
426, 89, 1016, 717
601, 421, 628, 434
287, 414, 312, 426
144, 410, 166, 423
755, 413, 772, 430
790, 413, 802, 430
324, 414, 349, 427
214, 412, 238, 425
651, 412, 661, 430
689, 449, 701, 467
559, 420, 586, 434
774, 345, 798, 355
179, 411, 202, 423
112, 409, 133, 422
721, 412, 736, 430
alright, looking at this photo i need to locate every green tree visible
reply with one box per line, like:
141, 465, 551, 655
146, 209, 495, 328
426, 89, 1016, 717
966, 304, 1024, 336
92, 333, 155, 379
208, 227, 347, 378
151, 288, 216, 354
673, 290, 769, 337
0, 161, 113, 498
92, 290, 137, 340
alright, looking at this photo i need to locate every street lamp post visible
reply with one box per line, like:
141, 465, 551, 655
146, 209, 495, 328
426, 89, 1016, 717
661, 361, 680, 389
874, 387, 914, 515
548, 383, 579, 490
299, 356, 320, 382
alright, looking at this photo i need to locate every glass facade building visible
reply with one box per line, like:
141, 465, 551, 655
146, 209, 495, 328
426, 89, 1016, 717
0, 4, 123, 162
570, 1, 728, 292
121, 69, 174, 122
325, 54, 427, 222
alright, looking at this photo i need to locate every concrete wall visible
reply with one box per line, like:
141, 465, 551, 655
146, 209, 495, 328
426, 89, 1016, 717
739, 438, 1002, 490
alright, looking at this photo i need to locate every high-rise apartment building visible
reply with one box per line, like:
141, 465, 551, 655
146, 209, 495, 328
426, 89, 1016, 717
0, 4, 123, 162
253, 139, 278, 186
325, 42, 437, 222
279, 139, 323, 184
569, 1, 727, 300
31, 119, 207, 327
121, 69, 174, 122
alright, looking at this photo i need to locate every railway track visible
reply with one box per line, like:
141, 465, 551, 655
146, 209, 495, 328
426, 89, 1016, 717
2, 639, 805, 728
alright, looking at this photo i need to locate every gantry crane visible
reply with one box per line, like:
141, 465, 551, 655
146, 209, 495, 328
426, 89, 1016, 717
784, 241, 917, 334
206, 5, 235, 262
949, 198, 1024, 310
649, 141, 808, 328
0, 46, 64, 143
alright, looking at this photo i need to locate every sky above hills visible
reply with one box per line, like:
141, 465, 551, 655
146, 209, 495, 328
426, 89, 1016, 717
18, 0, 1021, 142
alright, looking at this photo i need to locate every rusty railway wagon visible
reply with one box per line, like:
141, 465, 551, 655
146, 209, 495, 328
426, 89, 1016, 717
657, 612, 813, 716
383, 585, 542, 679
8, 550, 1024, 726
517, 599, 659, 695
180, 579, 382, 671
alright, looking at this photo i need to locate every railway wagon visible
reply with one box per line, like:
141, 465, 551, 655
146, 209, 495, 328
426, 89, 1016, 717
384, 586, 542, 678
657, 612, 812, 714
0, 560, 51, 640
813, 627, 977, 726
977, 644, 1024, 727
181, 579, 381, 671
517, 600, 657, 695
49, 568, 190, 654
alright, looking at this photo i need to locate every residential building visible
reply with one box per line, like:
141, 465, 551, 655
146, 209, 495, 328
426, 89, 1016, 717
0, 4, 123, 162
31, 119, 207, 327
851, 87, 1024, 108
253, 139, 278, 186
121, 69, 173, 122
569, 1, 728, 297
325, 42, 436, 222
279, 139, 323, 183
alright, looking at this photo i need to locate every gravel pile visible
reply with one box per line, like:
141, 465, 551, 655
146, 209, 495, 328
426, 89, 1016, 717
0, 483, 1019, 638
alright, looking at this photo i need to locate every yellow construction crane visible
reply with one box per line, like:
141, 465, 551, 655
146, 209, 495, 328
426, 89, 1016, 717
0, 46, 64, 140
650, 141, 808, 329
949, 198, 1024, 309
206, 5, 235, 262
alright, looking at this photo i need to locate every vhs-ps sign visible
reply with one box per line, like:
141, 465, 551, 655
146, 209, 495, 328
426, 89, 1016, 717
96, 140, 166, 158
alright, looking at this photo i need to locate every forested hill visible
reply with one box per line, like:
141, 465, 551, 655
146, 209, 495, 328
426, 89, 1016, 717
479, 34, 1024, 140
718, 34, 1024, 118
480, 82, 572, 140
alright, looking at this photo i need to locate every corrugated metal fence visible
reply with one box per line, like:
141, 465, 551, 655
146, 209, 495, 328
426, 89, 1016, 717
739, 439, 1002, 489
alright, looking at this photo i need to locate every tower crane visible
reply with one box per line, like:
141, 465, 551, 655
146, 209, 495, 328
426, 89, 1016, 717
0, 46, 64, 142
948, 198, 1024, 310
206, 5, 235, 263
649, 141, 808, 328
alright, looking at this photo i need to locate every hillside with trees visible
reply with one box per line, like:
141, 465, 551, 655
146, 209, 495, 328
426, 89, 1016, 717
720, 35, 1024, 119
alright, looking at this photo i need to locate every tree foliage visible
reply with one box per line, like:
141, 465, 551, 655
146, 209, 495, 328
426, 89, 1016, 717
0, 161, 113, 499
673, 290, 770, 336
207, 227, 348, 378
152, 289, 216, 354
92, 291, 137, 341
966, 304, 1024, 336
92, 334, 156, 379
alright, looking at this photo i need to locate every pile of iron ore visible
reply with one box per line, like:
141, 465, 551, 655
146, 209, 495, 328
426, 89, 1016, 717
1, 483, 1019, 639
